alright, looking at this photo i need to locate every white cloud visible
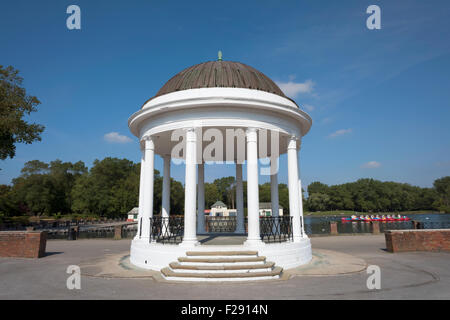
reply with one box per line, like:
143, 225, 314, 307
361, 161, 381, 169
328, 128, 352, 138
276, 79, 315, 98
104, 132, 133, 144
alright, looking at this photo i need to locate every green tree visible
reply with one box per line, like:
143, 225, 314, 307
204, 183, 220, 209
306, 193, 330, 211
0, 66, 45, 161
10, 159, 87, 216
213, 176, 236, 208
71, 157, 138, 217
170, 179, 184, 215
0, 184, 20, 217
433, 176, 450, 212
307, 181, 329, 195
278, 183, 290, 213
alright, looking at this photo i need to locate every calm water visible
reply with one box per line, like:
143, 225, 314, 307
303, 213, 450, 235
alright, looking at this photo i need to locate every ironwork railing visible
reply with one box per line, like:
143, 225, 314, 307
206, 216, 237, 233
260, 216, 293, 243
149, 216, 184, 244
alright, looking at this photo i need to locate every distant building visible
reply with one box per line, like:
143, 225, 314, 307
127, 207, 139, 221
207, 201, 283, 217
259, 202, 284, 217
209, 201, 237, 217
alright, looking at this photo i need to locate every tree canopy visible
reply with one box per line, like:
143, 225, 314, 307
0, 66, 45, 161
0, 156, 448, 219
305, 178, 446, 213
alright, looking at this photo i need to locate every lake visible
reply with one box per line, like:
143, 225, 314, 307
303, 213, 450, 235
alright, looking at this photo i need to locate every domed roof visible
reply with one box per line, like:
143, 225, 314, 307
151, 60, 287, 100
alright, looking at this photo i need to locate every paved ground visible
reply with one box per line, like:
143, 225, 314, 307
0, 235, 449, 299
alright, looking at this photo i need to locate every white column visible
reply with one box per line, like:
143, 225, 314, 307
161, 155, 171, 235
136, 145, 145, 239
141, 136, 155, 241
180, 128, 199, 246
197, 163, 205, 234
270, 159, 279, 235
245, 128, 262, 245
287, 136, 302, 242
298, 179, 306, 237
235, 163, 245, 234
297, 139, 306, 237
270, 159, 279, 218
162, 155, 171, 219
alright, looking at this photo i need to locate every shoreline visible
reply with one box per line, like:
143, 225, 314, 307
304, 210, 445, 217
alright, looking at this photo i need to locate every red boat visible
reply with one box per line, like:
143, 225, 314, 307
341, 216, 410, 222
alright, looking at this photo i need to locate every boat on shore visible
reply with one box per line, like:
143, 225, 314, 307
341, 215, 410, 222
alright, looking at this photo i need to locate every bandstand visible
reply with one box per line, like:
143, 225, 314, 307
128, 57, 312, 281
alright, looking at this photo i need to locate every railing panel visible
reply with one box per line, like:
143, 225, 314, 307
206, 216, 236, 233
259, 216, 293, 243
149, 216, 184, 244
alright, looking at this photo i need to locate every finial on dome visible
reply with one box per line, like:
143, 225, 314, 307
218, 50, 223, 61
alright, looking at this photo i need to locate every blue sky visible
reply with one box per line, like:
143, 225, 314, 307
1, 0, 449, 188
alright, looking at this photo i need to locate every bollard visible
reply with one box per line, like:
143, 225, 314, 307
412, 220, 424, 229
330, 221, 338, 235
372, 221, 380, 234
67, 227, 77, 240
114, 225, 123, 240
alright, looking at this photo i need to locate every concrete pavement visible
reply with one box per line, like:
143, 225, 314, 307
0, 235, 448, 299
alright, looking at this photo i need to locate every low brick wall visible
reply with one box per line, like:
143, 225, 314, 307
0, 231, 47, 258
385, 229, 450, 253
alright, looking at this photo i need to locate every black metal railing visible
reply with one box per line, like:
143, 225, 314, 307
260, 216, 293, 243
206, 216, 237, 233
149, 216, 184, 244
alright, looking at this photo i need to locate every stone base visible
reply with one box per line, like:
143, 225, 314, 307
130, 237, 312, 271
0, 231, 47, 258
385, 229, 450, 252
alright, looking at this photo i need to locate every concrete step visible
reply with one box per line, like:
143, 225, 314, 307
169, 261, 275, 273
161, 266, 283, 282
177, 256, 266, 266
186, 250, 258, 256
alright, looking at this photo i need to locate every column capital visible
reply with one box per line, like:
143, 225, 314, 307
245, 128, 258, 142
185, 127, 197, 142
142, 136, 155, 150
287, 135, 299, 150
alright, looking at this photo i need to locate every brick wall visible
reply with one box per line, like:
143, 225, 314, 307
385, 229, 450, 253
0, 231, 47, 258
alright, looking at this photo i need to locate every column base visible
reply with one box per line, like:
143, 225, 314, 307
179, 239, 200, 247
293, 235, 304, 243
244, 238, 265, 246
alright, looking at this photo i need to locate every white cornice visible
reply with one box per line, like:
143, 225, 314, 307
128, 88, 312, 138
